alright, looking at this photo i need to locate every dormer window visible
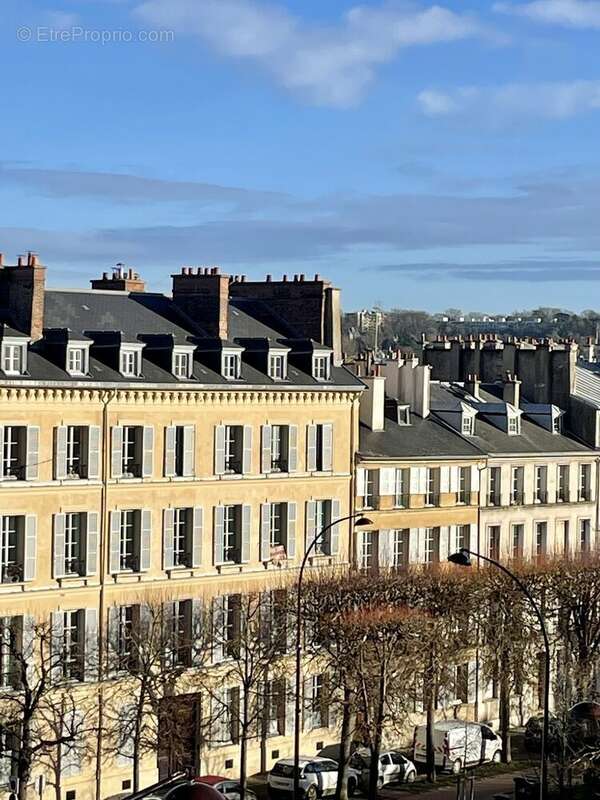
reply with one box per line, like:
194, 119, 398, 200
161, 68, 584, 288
552, 413, 562, 434
507, 414, 521, 435
66, 347, 88, 376
268, 353, 287, 381
313, 354, 331, 381
397, 405, 411, 426
1, 342, 26, 376
461, 414, 474, 436
173, 350, 193, 380
222, 352, 241, 380
120, 348, 142, 378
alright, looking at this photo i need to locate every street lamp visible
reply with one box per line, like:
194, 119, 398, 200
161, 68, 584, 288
293, 513, 372, 799
448, 548, 550, 800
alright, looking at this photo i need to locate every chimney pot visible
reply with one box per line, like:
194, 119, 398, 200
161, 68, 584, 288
0, 253, 3, 267
283, 274, 287, 282
17, 255, 23, 267
314, 273, 320, 281
266, 274, 272, 282
300, 273, 305, 281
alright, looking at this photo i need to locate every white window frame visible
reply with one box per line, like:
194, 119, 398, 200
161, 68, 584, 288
488, 525, 501, 560
394, 468, 409, 507
268, 353, 287, 381
222, 352, 241, 381
312, 354, 331, 381
579, 518, 591, 552
173, 508, 191, 567
120, 348, 141, 378
1, 515, 23, 583
511, 523, 524, 560
507, 414, 521, 435
64, 512, 83, 576
358, 530, 373, 569
66, 346, 88, 376
397, 405, 411, 426
172, 349, 193, 380
557, 464, 569, 502
392, 529, 409, 567
579, 463, 592, 501
1, 342, 26, 376
461, 414, 474, 435
534, 521, 547, 559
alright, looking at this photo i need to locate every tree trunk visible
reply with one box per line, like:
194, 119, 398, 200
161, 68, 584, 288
426, 649, 436, 783
133, 700, 144, 793
336, 685, 355, 800
239, 689, 249, 800
368, 670, 386, 798
499, 663, 512, 764
17, 718, 32, 800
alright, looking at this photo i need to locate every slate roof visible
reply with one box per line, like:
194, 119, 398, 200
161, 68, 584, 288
358, 415, 483, 460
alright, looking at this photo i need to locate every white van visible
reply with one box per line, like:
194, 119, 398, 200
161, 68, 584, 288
413, 721, 502, 774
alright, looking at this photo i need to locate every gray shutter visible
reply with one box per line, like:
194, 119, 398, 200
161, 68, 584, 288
142, 426, 154, 478
163, 508, 175, 570
84, 609, 98, 682
438, 526, 450, 562
287, 425, 298, 472
23, 515, 37, 581
305, 500, 317, 553
192, 507, 203, 568
241, 505, 251, 563
261, 425, 272, 474
22, 614, 35, 685
468, 660, 477, 704
183, 425, 195, 477
287, 502, 297, 560
139, 510, 151, 571
85, 512, 99, 576
50, 611, 64, 683
26, 426, 39, 480
214, 506, 225, 565
214, 425, 226, 475
242, 425, 253, 474
322, 423, 333, 471
109, 511, 122, 573
378, 529, 392, 568
107, 605, 120, 676
54, 426, 68, 480
0, 428, 4, 479
260, 504, 271, 562
307, 425, 317, 471
53, 513, 66, 579
111, 427, 123, 479
87, 426, 101, 480
164, 426, 177, 477
328, 499, 341, 555
191, 599, 205, 666
212, 597, 226, 663
285, 678, 295, 737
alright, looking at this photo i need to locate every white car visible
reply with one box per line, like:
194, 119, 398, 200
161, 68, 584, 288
267, 756, 359, 799
350, 748, 417, 788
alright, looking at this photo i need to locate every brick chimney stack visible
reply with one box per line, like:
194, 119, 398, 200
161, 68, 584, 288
90, 264, 146, 292
171, 266, 230, 339
0, 251, 46, 340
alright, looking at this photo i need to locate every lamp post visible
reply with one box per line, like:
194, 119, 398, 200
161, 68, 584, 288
293, 513, 372, 799
448, 548, 550, 800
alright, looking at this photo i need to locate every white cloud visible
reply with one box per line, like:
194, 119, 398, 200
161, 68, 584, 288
418, 80, 600, 121
133, 0, 486, 107
494, 0, 600, 29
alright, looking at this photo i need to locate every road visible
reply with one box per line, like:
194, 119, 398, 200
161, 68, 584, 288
381, 772, 520, 800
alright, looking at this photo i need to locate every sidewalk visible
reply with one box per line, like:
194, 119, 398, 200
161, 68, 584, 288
381, 772, 518, 799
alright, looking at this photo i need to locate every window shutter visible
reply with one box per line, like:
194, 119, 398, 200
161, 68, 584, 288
322, 423, 333, 471
107, 606, 120, 677
418, 467, 428, 494
212, 597, 226, 663
53, 513, 66, 579
183, 425, 195, 477
303, 678, 314, 732
356, 468, 366, 498
408, 528, 420, 563
85, 512, 99, 576
305, 500, 317, 553
86, 426, 100, 480
190, 507, 203, 568
321, 674, 331, 728
470, 465, 480, 493
0, 427, 4, 479
50, 611, 64, 684
468, 660, 477, 704
109, 511, 122, 574
111, 427, 123, 479
328, 500, 341, 555
54, 426, 68, 480
164, 426, 176, 477
306, 425, 317, 471
440, 466, 450, 494
62, 710, 84, 777
214, 425, 226, 476
23, 515, 37, 581
468, 523, 478, 553
449, 466, 460, 494
26, 426, 39, 480
378, 529, 391, 568
285, 678, 295, 737
260, 503, 271, 562
139, 510, 151, 571
214, 506, 225, 565
409, 467, 420, 495
261, 425, 272, 474
287, 425, 298, 472
84, 609, 98, 682
191, 599, 205, 666
241, 505, 251, 563
142, 426, 154, 478
163, 508, 175, 570
438, 526, 450, 562
287, 502, 297, 560
380, 468, 395, 496
21, 614, 35, 686
242, 425, 253, 474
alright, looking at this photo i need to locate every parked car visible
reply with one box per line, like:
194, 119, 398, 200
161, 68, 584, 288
194, 776, 257, 800
267, 756, 359, 799
413, 720, 502, 774
350, 748, 417, 788
524, 715, 563, 757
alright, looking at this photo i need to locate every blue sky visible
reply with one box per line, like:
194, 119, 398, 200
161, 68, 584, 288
2, 0, 600, 312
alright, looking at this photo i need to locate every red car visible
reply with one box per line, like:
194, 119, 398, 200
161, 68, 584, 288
193, 776, 258, 800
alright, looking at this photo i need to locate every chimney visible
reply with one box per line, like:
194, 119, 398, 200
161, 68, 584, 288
90, 264, 146, 292
583, 336, 596, 363
171, 266, 229, 339
381, 357, 431, 418
359, 375, 386, 431
464, 373, 481, 400
503, 372, 521, 407
0, 251, 46, 340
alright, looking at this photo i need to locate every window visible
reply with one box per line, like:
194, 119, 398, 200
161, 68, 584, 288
580, 519, 591, 553
358, 530, 374, 570
458, 467, 471, 504
0, 516, 24, 583
511, 467, 524, 505
461, 414, 474, 436
223, 505, 242, 563
173, 426, 186, 477
312, 424, 332, 472
558, 465, 569, 502
1, 343, 25, 375
394, 468, 409, 507
120, 349, 141, 377
488, 467, 501, 506
425, 468, 439, 506
507, 414, 521, 435
168, 600, 193, 667
213, 685, 241, 744
269, 503, 287, 549
364, 469, 379, 509
173, 508, 193, 567
424, 527, 439, 564
222, 353, 241, 380
0, 616, 22, 688
392, 529, 409, 568
397, 406, 411, 426
511, 524, 524, 560
1, 426, 26, 480
313, 355, 330, 381
313, 500, 334, 555
535, 466, 547, 504
535, 522, 547, 560
306, 674, 329, 729
268, 354, 287, 381
265, 679, 286, 737
115, 605, 135, 671
223, 595, 241, 659
224, 425, 244, 474
63, 513, 83, 576
67, 347, 86, 375
456, 525, 469, 552
562, 520, 570, 554
173, 351, 192, 379
121, 426, 143, 478
579, 464, 592, 501
119, 511, 140, 572
488, 525, 500, 561
553, 415, 562, 434
64, 426, 83, 477
270, 425, 289, 472
61, 610, 84, 681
